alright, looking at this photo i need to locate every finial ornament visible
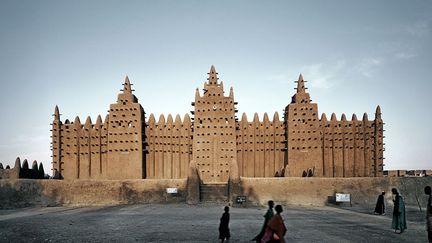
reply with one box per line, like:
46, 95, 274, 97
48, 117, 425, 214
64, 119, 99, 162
123, 75, 132, 94
296, 73, 306, 93
208, 65, 218, 85
54, 105, 60, 120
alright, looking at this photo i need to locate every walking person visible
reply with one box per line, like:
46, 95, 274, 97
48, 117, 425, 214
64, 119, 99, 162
253, 200, 275, 242
261, 205, 287, 243
374, 191, 386, 215
425, 186, 432, 242
391, 188, 407, 234
219, 206, 231, 243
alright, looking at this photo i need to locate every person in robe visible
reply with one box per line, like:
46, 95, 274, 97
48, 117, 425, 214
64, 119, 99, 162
391, 188, 407, 234
374, 191, 386, 215
261, 205, 287, 243
425, 186, 432, 242
253, 200, 275, 242
219, 206, 231, 243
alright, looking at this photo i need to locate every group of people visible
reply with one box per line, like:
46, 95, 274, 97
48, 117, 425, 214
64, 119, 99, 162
219, 200, 287, 243
374, 186, 432, 242
219, 185, 432, 242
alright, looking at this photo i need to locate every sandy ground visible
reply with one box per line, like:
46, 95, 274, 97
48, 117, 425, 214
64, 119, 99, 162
0, 204, 428, 242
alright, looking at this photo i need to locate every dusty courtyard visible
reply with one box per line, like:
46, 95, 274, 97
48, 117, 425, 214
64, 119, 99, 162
0, 204, 428, 242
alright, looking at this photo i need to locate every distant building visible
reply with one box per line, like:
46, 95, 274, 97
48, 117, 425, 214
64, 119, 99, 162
384, 170, 431, 177
51, 66, 384, 182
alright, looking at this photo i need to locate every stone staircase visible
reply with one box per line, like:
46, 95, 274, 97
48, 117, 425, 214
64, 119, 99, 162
200, 183, 228, 203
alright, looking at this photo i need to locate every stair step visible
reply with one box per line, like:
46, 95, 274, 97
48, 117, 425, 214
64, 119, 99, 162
200, 184, 228, 202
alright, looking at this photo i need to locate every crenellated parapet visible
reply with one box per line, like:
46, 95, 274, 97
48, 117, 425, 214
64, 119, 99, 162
236, 112, 285, 177
52, 112, 110, 179
320, 111, 382, 177
145, 113, 192, 179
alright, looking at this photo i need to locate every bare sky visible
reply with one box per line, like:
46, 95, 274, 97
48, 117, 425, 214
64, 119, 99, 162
0, 0, 431, 173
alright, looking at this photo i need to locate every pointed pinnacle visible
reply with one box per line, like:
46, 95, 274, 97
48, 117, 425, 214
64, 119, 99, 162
123, 75, 132, 94
241, 112, 248, 122
229, 87, 234, 98
375, 105, 382, 119
273, 112, 280, 122
54, 105, 60, 119
208, 65, 218, 85
321, 113, 328, 122
296, 73, 306, 93
96, 115, 102, 125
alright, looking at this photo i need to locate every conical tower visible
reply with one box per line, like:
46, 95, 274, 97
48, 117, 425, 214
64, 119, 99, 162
107, 75, 145, 179
51, 105, 62, 178
284, 74, 322, 177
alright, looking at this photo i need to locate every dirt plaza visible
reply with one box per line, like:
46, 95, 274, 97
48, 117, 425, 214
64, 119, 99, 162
0, 204, 428, 242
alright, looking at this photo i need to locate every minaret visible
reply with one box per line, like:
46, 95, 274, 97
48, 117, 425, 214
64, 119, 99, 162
51, 105, 62, 178
192, 65, 237, 184
285, 74, 321, 177
107, 76, 145, 179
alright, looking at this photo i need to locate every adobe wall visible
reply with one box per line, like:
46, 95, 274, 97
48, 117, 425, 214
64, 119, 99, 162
52, 111, 110, 180
0, 179, 186, 209
1, 177, 430, 209
236, 112, 285, 177
0, 162, 20, 179
240, 177, 432, 209
52, 68, 385, 180
52, 77, 146, 180
0, 158, 45, 179
145, 113, 192, 179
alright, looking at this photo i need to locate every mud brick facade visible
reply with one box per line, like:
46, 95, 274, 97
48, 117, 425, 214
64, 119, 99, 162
51, 66, 384, 181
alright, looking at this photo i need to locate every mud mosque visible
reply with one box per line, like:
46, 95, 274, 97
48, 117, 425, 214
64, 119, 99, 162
51, 66, 384, 183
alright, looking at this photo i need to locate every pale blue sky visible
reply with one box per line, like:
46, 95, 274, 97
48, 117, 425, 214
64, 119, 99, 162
0, 0, 431, 173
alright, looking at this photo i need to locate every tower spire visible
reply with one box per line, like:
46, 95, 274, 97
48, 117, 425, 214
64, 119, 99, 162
229, 87, 234, 98
54, 105, 60, 120
296, 73, 306, 93
117, 75, 138, 103
291, 74, 311, 103
208, 65, 218, 85
123, 75, 132, 94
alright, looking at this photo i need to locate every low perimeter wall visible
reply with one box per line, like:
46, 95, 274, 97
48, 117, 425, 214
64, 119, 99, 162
0, 179, 187, 208
1, 177, 431, 209
240, 177, 432, 209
